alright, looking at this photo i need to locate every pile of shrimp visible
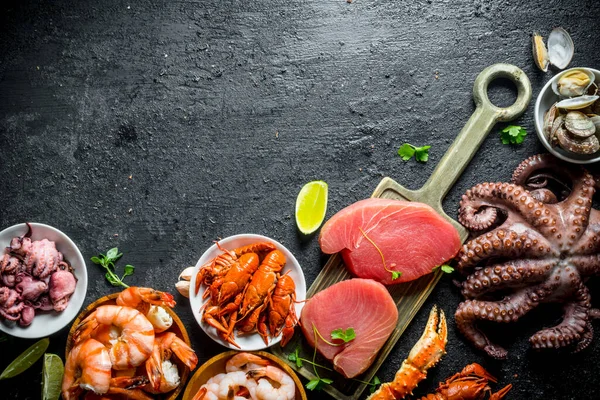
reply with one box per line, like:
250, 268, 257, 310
193, 352, 295, 400
61, 287, 198, 400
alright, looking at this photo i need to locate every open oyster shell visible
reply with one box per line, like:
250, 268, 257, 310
532, 28, 574, 72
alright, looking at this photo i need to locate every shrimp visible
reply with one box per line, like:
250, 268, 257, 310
248, 365, 295, 400
217, 371, 257, 399
145, 332, 198, 393
62, 339, 112, 400
116, 287, 176, 332
193, 373, 226, 400
74, 305, 155, 370
226, 352, 269, 373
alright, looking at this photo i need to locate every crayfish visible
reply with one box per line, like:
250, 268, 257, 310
420, 363, 512, 400
196, 241, 300, 348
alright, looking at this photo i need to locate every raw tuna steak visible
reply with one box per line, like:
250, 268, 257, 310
300, 279, 397, 378
319, 198, 461, 285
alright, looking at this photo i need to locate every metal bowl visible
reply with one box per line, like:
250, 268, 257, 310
534, 67, 600, 164
0, 222, 88, 339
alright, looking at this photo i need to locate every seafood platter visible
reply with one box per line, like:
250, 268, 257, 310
4, 16, 600, 400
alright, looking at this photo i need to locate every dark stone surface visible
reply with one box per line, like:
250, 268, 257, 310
1, 0, 600, 399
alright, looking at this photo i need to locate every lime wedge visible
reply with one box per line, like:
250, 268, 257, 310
295, 180, 328, 235
42, 353, 64, 400
0, 337, 49, 380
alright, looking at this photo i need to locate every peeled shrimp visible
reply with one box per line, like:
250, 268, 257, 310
248, 365, 295, 400
193, 373, 226, 400
62, 339, 112, 400
74, 305, 155, 370
226, 352, 269, 373
145, 332, 198, 393
116, 286, 176, 332
218, 371, 257, 399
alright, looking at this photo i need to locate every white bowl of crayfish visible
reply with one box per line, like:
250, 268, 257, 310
189, 234, 307, 351
0, 222, 87, 339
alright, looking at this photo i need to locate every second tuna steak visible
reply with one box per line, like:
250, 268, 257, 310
300, 278, 397, 378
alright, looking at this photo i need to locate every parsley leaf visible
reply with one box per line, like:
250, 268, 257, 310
370, 376, 381, 393
331, 328, 356, 343
288, 347, 303, 368
398, 143, 431, 162
500, 125, 527, 145
433, 264, 454, 274
306, 378, 333, 391
391, 271, 402, 280
91, 248, 135, 288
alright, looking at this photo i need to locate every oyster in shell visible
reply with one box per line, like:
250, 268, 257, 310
552, 68, 595, 97
532, 28, 574, 71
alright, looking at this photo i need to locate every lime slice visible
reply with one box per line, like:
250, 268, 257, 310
295, 180, 328, 235
0, 337, 49, 380
42, 353, 64, 400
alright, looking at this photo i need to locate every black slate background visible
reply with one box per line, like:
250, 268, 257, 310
2, 0, 600, 399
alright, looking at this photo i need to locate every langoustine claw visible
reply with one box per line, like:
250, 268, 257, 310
367, 306, 447, 400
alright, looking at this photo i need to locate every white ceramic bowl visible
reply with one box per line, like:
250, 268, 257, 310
535, 67, 600, 164
189, 234, 306, 351
0, 223, 88, 339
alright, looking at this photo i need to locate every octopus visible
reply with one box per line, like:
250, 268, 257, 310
455, 154, 600, 359
0, 223, 77, 326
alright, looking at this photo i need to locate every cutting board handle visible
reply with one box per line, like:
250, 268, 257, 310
417, 63, 531, 217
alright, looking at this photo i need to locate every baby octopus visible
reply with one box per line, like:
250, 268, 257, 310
455, 154, 600, 359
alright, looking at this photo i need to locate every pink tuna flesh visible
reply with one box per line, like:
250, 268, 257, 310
300, 279, 398, 378
319, 198, 461, 285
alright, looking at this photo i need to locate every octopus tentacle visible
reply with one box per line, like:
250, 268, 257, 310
569, 254, 600, 277
531, 279, 590, 350
456, 228, 558, 274
571, 217, 600, 255
455, 288, 542, 359
461, 259, 557, 298
459, 182, 558, 239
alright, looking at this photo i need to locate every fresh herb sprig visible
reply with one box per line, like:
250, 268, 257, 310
288, 346, 381, 393
91, 248, 135, 288
500, 125, 527, 145
331, 328, 356, 343
432, 264, 454, 274
398, 143, 431, 162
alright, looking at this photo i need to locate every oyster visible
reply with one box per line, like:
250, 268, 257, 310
556, 95, 599, 110
552, 68, 595, 97
532, 28, 574, 71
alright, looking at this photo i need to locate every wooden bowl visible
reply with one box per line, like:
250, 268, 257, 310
182, 350, 308, 400
66, 293, 192, 400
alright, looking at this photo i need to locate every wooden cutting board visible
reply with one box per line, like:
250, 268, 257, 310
272, 63, 532, 400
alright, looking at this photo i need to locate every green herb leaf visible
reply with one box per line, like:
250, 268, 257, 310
106, 247, 119, 260
331, 328, 356, 343
414, 145, 431, 162
122, 265, 135, 277
398, 143, 431, 162
306, 378, 333, 391
0, 338, 49, 380
500, 125, 527, 145
441, 265, 454, 274
370, 376, 381, 393
397, 144, 416, 161
90, 256, 102, 265
391, 271, 402, 280
288, 348, 303, 368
